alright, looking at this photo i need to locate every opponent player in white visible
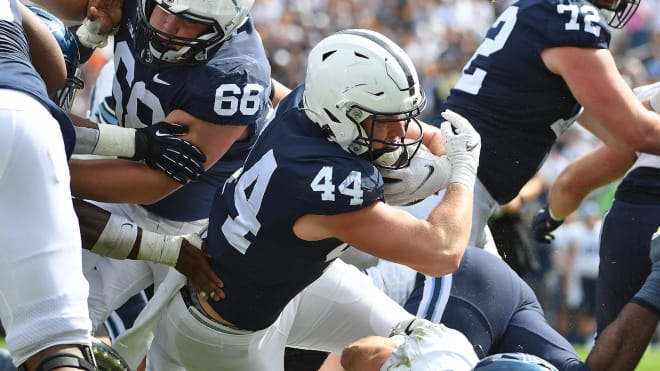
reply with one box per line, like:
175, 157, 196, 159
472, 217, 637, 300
0, 2, 97, 369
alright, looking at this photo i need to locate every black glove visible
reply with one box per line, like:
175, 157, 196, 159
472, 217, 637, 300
531, 206, 564, 243
132, 121, 207, 185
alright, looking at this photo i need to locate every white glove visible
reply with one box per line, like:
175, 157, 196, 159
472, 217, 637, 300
76, 18, 110, 49
439, 109, 481, 190
380, 144, 452, 206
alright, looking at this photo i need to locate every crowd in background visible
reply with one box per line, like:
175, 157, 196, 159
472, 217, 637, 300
68, 0, 660, 347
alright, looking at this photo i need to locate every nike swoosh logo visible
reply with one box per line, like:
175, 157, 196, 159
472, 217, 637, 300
410, 164, 435, 194
153, 73, 170, 86
466, 141, 478, 152
155, 130, 169, 137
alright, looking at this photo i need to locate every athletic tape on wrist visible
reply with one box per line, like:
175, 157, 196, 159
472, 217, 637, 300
90, 214, 138, 259
137, 231, 181, 267
73, 126, 101, 155
94, 124, 136, 158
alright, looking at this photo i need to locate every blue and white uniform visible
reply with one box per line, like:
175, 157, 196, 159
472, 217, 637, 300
0, 0, 92, 365
145, 85, 415, 370
438, 0, 611, 248
368, 247, 588, 371
82, 0, 272, 331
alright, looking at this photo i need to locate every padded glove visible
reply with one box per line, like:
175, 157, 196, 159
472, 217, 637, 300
439, 109, 480, 190
531, 206, 564, 243
381, 144, 452, 206
131, 121, 207, 185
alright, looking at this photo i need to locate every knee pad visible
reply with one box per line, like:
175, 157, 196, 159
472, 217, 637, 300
18, 345, 96, 371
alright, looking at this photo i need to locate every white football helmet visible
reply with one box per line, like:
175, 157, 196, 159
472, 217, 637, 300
135, 0, 254, 63
302, 29, 426, 169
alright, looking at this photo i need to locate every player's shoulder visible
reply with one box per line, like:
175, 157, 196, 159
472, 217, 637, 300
201, 18, 270, 84
516, 0, 610, 46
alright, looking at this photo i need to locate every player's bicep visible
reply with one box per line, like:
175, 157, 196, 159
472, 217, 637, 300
544, 47, 642, 140
165, 109, 249, 169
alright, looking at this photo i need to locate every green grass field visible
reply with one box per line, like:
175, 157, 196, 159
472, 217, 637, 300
574, 344, 660, 370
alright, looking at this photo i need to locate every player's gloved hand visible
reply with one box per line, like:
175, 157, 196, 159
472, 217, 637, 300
130, 121, 207, 185
531, 206, 564, 243
632, 227, 660, 313
380, 144, 452, 206
175, 233, 225, 302
439, 109, 481, 190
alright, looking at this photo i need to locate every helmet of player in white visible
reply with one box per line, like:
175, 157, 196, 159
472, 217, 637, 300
472, 352, 558, 371
27, 5, 84, 112
134, 0, 254, 64
590, 0, 640, 28
302, 29, 426, 170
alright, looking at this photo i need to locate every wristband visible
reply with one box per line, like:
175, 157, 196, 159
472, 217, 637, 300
95, 124, 137, 158
137, 231, 182, 267
73, 126, 101, 155
90, 214, 138, 259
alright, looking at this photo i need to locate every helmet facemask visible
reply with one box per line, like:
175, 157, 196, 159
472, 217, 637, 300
51, 62, 84, 112
592, 0, 640, 28
134, 0, 252, 64
346, 106, 424, 170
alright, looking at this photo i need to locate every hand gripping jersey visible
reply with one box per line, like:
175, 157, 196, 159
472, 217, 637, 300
0, 0, 76, 158
440, 0, 610, 203
206, 85, 384, 331
111, 0, 272, 220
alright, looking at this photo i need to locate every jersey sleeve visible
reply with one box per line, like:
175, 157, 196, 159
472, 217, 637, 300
182, 59, 271, 126
291, 155, 384, 216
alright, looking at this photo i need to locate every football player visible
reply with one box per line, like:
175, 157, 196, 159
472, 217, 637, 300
532, 82, 660, 339
434, 0, 660, 252
340, 227, 660, 371
0, 2, 97, 369
108, 28, 481, 371
33, 0, 272, 333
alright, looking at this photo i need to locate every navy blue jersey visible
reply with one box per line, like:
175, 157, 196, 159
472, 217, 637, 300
0, 0, 75, 158
111, 0, 272, 221
439, 0, 611, 203
404, 247, 587, 371
206, 84, 384, 331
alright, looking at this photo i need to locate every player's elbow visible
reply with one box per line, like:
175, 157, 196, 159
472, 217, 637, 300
419, 247, 464, 277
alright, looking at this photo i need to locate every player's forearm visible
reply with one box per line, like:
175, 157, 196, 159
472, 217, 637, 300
586, 303, 658, 371
424, 183, 472, 274
69, 158, 179, 204
548, 144, 631, 219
